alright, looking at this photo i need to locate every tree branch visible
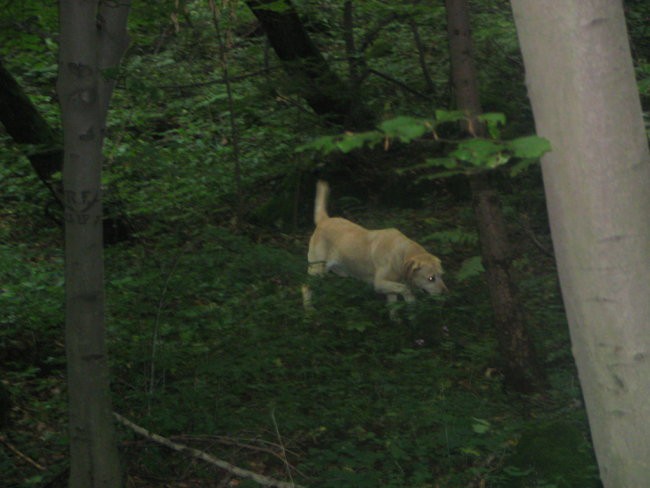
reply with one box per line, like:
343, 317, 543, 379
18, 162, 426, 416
358, 12, 413, 53
366, 68, 432, 101
113, 413, 304, 488
409, 20, 435, 95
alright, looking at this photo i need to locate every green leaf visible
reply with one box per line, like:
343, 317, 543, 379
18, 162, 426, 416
485, 151, 510, 169
297, 131, 383, 154
507, 135, 552, 159
425, 157, 458, 169
379, 116, 431, 142
336, 131, 382, 153
251, 0, 291, 13
435, 109, 466, 124
479, 112, 506, 139
478, 112, 506, 126
472, 417, 491, 434
452, 139, 505, 166
456, 256, 485, 282
460, 447, 481, 456
509, 157, 539, 176
296, 135, 338, 153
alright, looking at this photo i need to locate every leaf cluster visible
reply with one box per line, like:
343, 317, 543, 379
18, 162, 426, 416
299, 111, 551, 179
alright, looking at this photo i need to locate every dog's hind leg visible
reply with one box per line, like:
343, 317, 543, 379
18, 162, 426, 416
301, 284, 314, 311
302, 261, 326, 311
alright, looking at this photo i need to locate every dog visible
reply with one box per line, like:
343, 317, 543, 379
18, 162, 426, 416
301, 180, 447, 317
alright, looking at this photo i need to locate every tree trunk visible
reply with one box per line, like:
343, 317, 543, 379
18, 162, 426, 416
0, 59, 63, 199
57, 1, 130, 487
445, 0, 544, 392
246, 0, 372, 129
511, 0, 650, 484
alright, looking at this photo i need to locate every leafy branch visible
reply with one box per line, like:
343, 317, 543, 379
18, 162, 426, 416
297, 111, 551, 178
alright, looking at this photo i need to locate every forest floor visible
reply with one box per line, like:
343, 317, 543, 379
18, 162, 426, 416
1, 189, 601, 488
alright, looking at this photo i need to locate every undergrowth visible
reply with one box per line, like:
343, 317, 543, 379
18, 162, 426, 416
1, 205, 600, 487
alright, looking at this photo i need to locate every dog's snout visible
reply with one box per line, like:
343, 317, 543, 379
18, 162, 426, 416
439, 280, 449, 293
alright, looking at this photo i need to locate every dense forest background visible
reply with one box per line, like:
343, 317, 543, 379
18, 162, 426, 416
1, 1, 648, 487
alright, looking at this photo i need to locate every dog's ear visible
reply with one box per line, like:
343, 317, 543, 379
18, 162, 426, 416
405, 258, 421, 281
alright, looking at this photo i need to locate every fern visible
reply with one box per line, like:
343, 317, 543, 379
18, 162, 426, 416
424, 228, 479, 247
456, 255, 485, 282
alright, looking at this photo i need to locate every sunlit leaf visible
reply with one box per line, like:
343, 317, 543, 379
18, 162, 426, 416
479, 112, 506, 139
336, 131, 382, 153
507, 135, 552, 159
435, 109, 466, 124
452, 139, 505, 166
296, 135, 338, 153
379, 116, 431, 142
472, 417, 491, 434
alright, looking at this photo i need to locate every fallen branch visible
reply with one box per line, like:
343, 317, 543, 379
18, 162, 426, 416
0, 435, 46, 471
113, 413, 304, 488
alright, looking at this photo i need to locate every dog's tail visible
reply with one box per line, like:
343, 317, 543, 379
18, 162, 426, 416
314, 180, 330, 225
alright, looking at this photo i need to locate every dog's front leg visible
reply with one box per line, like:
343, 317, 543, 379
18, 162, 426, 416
386, 293, 401, 321
374, 277, 415, 303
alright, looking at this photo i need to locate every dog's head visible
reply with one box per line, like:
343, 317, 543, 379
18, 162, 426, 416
405, 254, 448, 295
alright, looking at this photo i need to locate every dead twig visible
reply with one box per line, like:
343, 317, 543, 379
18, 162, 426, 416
520, 215, 554, 257
0, 435, 46, 471
113, 413, 304, 488
172, 433, 301, 462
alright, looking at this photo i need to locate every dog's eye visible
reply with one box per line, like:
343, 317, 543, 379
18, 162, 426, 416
427, 275, 435, 282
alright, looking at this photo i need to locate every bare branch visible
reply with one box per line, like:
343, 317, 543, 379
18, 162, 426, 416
409, 20, 435, 95
359, 12, 413, 53
366, 68, 432, 101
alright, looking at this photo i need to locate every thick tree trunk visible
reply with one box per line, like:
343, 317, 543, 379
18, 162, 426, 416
445, 0, 544, 392
0, 59, 63, 198
57, 1, 130, 487
511, 0, 650, 484
246, 0, 372, 129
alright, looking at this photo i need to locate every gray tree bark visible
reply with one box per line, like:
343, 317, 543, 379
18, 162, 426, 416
510, 0, 650, 485
57, 1, 130, 486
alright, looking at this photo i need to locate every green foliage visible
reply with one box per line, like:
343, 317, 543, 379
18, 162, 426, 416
1, 0, 627, 485
503, 420, 602, 488
299, 112, 551, 178
456, 255, 485, 282
251, 0, 292, 13
0, 203, 597, 487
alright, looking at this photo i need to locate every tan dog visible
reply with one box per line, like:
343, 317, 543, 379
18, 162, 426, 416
302, 180, 447, 316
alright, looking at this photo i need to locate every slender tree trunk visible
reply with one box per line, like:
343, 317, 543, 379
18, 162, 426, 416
57, 1, 130, 486
209, 1, 243, 224
409, 20, 436, 96
0, 59, 63, 199
511, 0, 650, 484
246, 0, 373, 129
445, 0, 544, 392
